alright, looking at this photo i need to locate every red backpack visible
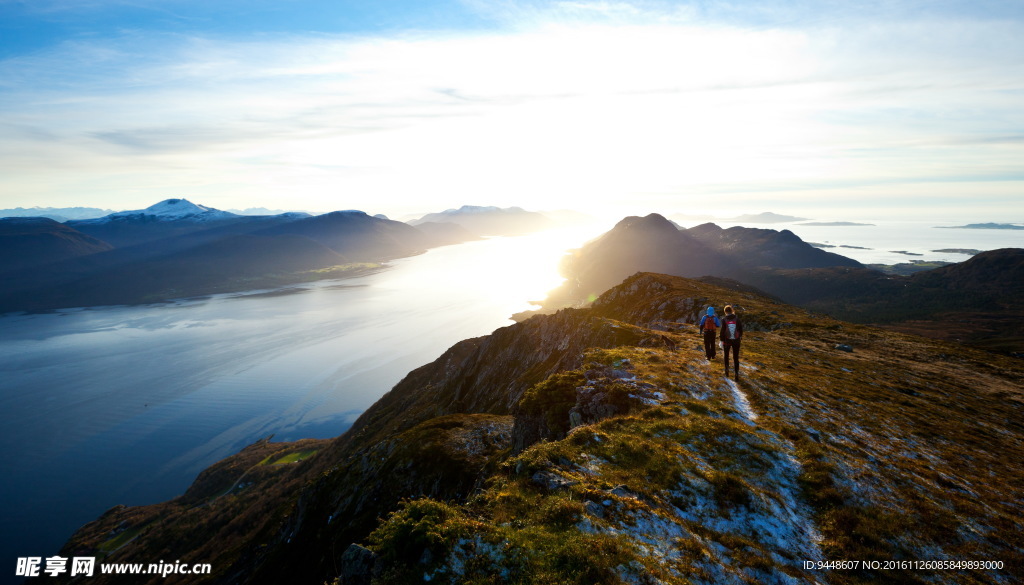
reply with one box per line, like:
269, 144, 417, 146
702, 316, 717, 333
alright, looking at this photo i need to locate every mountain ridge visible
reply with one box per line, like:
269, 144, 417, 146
541, 214, 1023, 353
545, 213, 860, 308
409, 205, 553, 236
0, 202, 479, 313
55, 273, 1024, 585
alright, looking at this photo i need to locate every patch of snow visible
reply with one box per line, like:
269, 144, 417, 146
724, 379, 758, 421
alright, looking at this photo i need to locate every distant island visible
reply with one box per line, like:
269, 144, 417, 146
933, 248, 981, 255
799, 221, 875, 227
936, 223, 1024, 230
890, 250, 924, 256
809, 242, 875, 250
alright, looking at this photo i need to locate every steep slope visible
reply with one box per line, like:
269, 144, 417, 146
57, 274, 1024, 585
0, 217, 113, 274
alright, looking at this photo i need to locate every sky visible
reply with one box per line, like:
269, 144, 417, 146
1, 0, 1023, 221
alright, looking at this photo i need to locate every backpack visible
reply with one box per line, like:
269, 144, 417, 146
723, 315, 739, 340
702, 316, 717, 333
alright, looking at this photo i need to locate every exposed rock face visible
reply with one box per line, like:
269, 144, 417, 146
337, 544, 378, 585
58, 272, 1024, 585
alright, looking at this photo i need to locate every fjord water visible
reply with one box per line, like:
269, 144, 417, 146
0, 226, 602, 567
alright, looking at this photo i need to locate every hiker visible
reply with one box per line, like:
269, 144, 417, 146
698, 306, 720, 360
720, 305, 743, 380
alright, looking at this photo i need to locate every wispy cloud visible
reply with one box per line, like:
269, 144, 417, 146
1, 1, 1022, 219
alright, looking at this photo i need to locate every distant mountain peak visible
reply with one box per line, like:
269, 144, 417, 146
82, 199, 238, 223
143, 198, 215, 217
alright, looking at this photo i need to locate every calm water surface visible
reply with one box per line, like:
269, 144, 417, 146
0, 226, 603, 570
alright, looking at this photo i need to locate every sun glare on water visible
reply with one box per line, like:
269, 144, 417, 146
452, 224, 609, 313
382, 223, 608, 317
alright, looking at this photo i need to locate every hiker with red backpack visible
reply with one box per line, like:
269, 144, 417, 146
720, 305, 743, 380
698, 306, 720, 360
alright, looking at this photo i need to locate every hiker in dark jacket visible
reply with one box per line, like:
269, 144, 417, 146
698, 306, 720, 360
720, 305, 743, 380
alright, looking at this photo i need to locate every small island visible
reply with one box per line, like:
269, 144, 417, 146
890, 250, 924, 256
932, 248, 982, 255
935, 223, 1024, 230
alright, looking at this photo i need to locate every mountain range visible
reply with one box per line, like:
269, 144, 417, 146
0, 206, 114, 222
0, 200, 482, 313
408, 205, 553, 236
54, 273, 1024, 585
545, 213, 860, 307
541, 213, 1024, 354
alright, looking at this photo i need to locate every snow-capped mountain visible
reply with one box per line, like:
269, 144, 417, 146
77, 198, 238, 224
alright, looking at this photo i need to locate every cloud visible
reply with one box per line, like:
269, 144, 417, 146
0, 4, 1023, 218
